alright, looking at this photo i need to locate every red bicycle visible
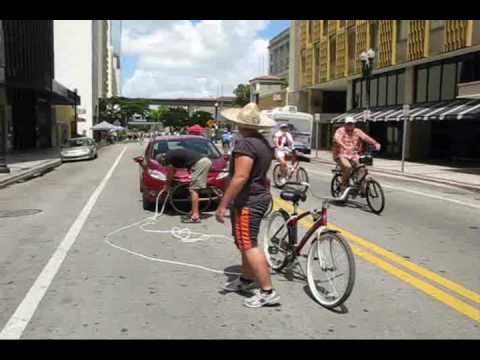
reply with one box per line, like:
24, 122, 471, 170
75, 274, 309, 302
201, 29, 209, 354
264, 182, 356, 308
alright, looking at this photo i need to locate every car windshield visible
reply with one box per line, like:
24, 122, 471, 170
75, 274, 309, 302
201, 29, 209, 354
65, 139, 90, 147
152, 138, 221, 160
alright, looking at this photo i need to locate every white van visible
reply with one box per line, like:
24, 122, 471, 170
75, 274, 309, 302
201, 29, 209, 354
262, 106, 313, 154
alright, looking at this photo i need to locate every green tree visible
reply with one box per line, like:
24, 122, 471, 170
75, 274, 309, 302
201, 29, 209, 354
190, 111, 213, 127
233, 84, 251, 107
99, 97, 152, 126
150, 105, 170, 122
162, 107, 190, 128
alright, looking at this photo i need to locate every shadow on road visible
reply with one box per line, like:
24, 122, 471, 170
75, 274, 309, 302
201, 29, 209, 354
302, 285, 350, 314
331, 199, 379, 215
218, 265, 255, 298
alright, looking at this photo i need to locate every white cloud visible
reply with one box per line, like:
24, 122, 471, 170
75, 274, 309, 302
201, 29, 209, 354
122, 20, 271, 99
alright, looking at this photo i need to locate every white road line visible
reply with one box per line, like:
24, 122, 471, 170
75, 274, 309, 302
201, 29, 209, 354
305, 164, 470, 192
0, 145, 128, 339
304, 167, 480, 210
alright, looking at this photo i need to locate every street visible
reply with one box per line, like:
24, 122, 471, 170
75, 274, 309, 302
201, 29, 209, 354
0, 143, 479, 339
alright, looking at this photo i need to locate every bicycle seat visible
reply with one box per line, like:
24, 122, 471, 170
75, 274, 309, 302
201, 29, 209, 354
280, 189, 307, 203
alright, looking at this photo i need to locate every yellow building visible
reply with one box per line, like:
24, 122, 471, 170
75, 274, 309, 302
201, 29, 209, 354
53, 106, 78, 147
290, 20, 480, 161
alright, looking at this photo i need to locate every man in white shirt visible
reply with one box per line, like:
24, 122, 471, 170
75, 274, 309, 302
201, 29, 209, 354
274, 123, 295, 178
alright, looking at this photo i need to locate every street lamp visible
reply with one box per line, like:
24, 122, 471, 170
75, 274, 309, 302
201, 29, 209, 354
214, 102, 219, 122
360, 48, 375, 121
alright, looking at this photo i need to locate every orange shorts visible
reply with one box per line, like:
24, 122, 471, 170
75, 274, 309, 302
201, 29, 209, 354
230, 200, 269, 252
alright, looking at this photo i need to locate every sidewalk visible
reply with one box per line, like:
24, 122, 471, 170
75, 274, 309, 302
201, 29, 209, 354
310, 150, 480, 191
0, 148, 62, 189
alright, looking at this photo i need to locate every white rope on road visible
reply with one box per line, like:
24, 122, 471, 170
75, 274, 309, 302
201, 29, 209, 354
103, 189, 241, 276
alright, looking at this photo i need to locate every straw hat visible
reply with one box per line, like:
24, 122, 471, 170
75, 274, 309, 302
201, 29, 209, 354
221, 103, 275, 129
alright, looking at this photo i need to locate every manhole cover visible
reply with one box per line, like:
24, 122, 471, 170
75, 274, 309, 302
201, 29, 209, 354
0, 209, 42, 218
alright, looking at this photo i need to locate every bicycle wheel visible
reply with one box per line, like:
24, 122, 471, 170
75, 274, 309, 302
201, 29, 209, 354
296, 167, 309, 184
272, 164, 287, 188
330, 174, 343, 198
365, 179, 385, 214
264, 210, 291, 271
306, 232, 355, 308
169, 184, 212, 215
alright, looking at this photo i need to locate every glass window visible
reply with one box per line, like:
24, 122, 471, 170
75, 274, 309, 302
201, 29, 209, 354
397, 20, 409, 41
314, 44, 320, 67
378, 75, 387, 106
354, 80, 361, 108
428, 64, 441, 102
370, 22, 378, 51
441, 62, 456, 100
370, 77, 378, 107
388, 73, 397, 105
362, 80, 368, 108
397, 72, 405, 104
152, 139, 221, 160
431, 20, 445, 29
323, 20, 328, 36
416, 67, 428, 103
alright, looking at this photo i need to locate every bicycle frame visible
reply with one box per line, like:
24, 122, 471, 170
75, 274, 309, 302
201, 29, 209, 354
279, 200, 329, 258
282, 152, 300, 181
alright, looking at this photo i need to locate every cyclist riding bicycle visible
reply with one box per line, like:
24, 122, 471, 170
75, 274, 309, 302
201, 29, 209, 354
274, 123, 295, 178
333, 116, 381, 194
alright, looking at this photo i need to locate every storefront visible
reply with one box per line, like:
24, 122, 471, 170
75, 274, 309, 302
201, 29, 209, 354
333, 50, 480, 162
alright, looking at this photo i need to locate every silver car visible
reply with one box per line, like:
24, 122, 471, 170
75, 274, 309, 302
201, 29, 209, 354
61, 137, 97, 161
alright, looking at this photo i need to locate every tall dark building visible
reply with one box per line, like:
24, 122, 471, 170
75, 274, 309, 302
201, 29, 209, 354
1, 20, 78, 152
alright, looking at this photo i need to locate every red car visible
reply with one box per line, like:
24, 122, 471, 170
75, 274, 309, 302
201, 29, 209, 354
134, 135, 230, 211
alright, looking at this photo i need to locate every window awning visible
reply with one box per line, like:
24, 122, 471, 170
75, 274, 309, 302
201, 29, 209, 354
331, 98, 480, 123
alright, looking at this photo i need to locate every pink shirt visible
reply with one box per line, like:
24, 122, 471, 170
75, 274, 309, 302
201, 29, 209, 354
333, 127, 377, 161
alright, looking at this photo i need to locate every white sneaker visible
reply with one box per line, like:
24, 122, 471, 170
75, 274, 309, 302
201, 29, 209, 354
243, 289, 280, 308
223, 277, 257, 293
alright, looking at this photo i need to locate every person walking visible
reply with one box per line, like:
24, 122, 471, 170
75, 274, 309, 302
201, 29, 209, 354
215, 103, 280, 308
222, 129, 233, 154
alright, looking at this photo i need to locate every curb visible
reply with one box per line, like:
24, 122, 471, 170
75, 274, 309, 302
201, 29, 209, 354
0, 159, 62, 189
309, 157, 480, 192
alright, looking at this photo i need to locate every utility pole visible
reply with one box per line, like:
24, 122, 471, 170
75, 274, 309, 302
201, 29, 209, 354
401, 104, 410, 173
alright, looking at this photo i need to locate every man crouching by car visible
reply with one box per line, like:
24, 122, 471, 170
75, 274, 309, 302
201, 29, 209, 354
157, 149, 212, 223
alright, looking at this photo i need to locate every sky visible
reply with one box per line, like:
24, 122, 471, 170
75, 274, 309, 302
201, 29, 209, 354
120, 20, 290, 99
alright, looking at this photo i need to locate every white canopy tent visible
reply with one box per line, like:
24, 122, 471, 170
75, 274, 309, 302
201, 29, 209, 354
92, 121, 117, 131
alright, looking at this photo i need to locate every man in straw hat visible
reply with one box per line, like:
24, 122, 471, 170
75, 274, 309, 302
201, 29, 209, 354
216, 102, 280, 308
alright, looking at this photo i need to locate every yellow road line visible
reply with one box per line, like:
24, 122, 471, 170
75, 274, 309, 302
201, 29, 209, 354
272, 198, 480, 319
349, 243, 480, 322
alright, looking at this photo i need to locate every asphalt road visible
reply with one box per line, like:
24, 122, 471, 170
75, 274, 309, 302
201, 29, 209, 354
0, 143, 478, 339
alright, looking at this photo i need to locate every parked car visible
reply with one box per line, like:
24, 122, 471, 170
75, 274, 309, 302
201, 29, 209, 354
61, 137, 97, 161
134, 135, 230, 210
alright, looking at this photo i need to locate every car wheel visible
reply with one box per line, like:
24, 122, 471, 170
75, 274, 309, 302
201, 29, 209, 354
143, 195, 154, 211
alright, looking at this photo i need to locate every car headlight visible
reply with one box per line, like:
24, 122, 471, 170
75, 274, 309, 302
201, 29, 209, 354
148, 169, 167, 181
216, 171, 229, 180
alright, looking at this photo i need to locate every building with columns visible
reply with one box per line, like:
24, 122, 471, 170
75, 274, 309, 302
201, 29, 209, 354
289, 20, 480, 161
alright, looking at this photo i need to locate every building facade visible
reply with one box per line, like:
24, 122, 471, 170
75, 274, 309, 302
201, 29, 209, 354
291, 20, 480, 161
111, 20, 122, 97
269, 28, 290, 81
0, 20, 78, 153
54, 20, 113, 138
249, 75, 286, 111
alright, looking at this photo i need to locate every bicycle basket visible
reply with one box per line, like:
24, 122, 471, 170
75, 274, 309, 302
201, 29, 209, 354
359, 155, 373, 166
